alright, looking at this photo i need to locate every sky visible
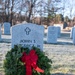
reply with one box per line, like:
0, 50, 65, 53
13, 0, 75, 19
34, 0, 75, 19
56, 0, 75, 19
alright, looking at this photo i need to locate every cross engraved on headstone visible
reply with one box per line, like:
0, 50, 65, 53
25, 27, 31, 35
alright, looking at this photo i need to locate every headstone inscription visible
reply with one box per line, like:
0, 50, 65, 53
47, 26, 58, 43
11, 23, 44, 50
4, 22, 10, 35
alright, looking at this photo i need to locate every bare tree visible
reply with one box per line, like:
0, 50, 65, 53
25, 0, 38, 22
0, 0, 65, 25
44, 0, 62, 25
10, 0, 14, 25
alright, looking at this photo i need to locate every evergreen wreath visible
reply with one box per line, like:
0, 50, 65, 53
4, 45, 52, 75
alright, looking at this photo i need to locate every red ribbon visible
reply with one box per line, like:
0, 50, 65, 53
21, 49, 44, 75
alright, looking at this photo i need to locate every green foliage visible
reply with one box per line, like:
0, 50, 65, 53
3, 45, 52, 75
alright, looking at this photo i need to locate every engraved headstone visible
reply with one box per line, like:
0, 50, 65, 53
12, 23, 44, 50
4, 22, 10, 35
47, 26, 58, 43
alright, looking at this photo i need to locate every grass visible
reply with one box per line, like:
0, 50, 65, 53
0, 44, 75, 75
44, 44, 75, 75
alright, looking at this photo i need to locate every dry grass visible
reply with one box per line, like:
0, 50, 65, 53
0, 42, 75, 75
44, 44, 75, 75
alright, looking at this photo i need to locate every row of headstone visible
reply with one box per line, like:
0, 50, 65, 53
11, 24, 62, 50
1, 22, 75, 51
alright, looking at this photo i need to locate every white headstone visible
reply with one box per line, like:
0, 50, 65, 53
0, 24, 1, 41
73, 28, 75, 44
70, 27, 75, 39
47, 26, 58, 43
54, 24, 63, 30
56, 27, 61, 38
11, 23, 44, 50
4, 22, 10, 35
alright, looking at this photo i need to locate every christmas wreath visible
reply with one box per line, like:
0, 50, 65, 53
4, 45, 52, 75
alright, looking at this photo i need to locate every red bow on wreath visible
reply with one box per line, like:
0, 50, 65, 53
21, 49, 44, 75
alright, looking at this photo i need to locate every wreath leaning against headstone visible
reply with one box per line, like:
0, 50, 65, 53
3, 45, 52, 75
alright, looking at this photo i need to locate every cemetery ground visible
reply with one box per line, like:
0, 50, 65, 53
0, 31, 75, 75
